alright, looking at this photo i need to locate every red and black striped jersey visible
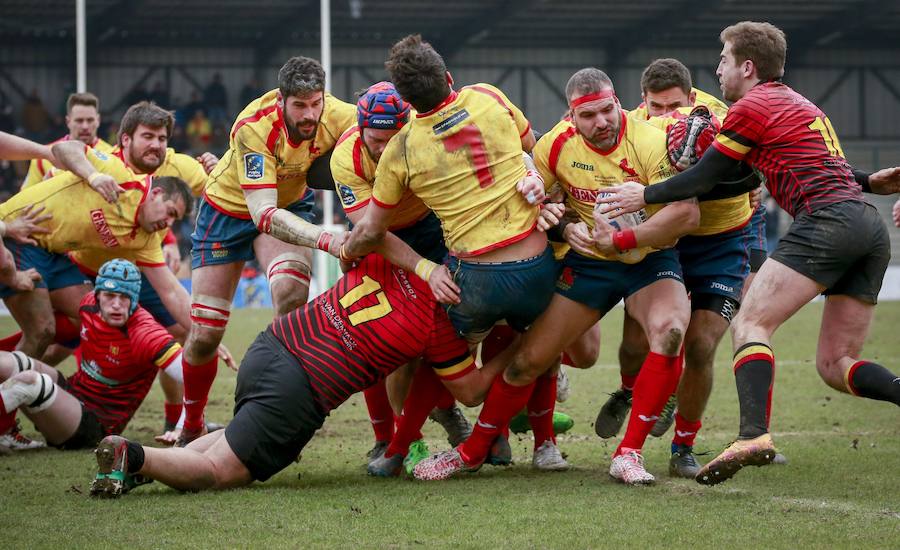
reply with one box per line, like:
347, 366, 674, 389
270, 254, 475, 413
712, 82, 862, 217
66, 293, 181, 434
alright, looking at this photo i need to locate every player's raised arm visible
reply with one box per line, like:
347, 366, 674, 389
51, 140, 123, 203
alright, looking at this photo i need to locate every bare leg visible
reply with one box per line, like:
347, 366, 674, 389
253, 234, 313, 316
139, 430, 252, 491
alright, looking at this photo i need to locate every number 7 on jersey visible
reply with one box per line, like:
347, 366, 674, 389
442, 123, 495, 188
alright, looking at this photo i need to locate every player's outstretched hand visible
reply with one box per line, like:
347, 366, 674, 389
155, 428, 181, 446
591, 215, 617, 256
563, 221, 595, 257
196, 152, 220, 175
893, 198, 900, 228
537, 203, 565, 232
329, 231, 350, 260
516, 171, 546, 205
429, 265, 461, 305
217, 343, 237, 371
10, 268, 42, 292
5, 204, 52, 245
594, 181, 646, 217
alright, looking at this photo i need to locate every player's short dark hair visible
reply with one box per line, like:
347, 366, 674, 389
118, 101, 174, 145
278, 57, 326, 99
720, 21, 787, 81
66, 92, 99, 114
152, 176, 193, 218
385, 34, 450, 113
641, 59, 692, 94
565, 68, 614, 102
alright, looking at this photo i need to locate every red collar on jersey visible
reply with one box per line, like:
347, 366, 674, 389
415, 90, 459, 118
569, 89, 616, 109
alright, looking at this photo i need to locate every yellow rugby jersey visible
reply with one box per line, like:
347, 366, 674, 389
628, 104, 751, 236
22, 135, 114, 188
204, 89, 355, 218
331, 126, 430, 230
109, 146, 207, 197
0, 148, 164, 267
533, 113, 675, 264
371, 84, 536, 257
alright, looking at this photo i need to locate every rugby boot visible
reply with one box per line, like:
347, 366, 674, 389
594, 388, 632, 438
695, 433, 777, 485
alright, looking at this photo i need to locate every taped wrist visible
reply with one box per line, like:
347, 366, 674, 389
268, 209, 321, 249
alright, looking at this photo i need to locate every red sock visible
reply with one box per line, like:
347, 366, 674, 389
363, 380, 394, 442
480, 324, 518, 364
459, 376, 534, 465
387, 368, 444, 457
53, 312, 81, 349
621, 373, 638, 391
0, 410, 16, 434
435, 384, 455, 410
0, 332, 22, 352
528, 371, 557, 448
672, 412, 702, 447
164, 402, 182, 427
617, 352, 681, 455
182, 356, 218, 431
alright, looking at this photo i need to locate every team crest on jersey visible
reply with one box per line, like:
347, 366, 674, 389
338, 184, 356, 205
243, 153, 265, 180
109, 345, 119, 355
93, 150, 109, 161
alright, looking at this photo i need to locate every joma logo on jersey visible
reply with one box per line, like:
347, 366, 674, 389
90, 209, 119, 248
243, 153, 264, 180
432, 109, 470, 135
571, 161, 594, 171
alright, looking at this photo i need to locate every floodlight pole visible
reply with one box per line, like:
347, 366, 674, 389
76, 0, 87, 92
320, 0, 333, 227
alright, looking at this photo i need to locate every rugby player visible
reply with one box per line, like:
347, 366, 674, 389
88, 253, 511, 497
598, 21, 900, 485
179, 56, 355, 445
414, 68, 699, 484
0, 259, 184, 452
342, 34, 561, 470
331, 82, 471, 473
595, 58, 760, 478
22, 92, 114, 187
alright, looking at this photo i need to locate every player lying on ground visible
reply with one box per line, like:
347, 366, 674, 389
0, 259, 186, 451
89, 253, 515, 497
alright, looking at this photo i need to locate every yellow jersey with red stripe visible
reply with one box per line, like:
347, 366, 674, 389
22, 135, 114, 188
331, 126, 430, 230
629, 101, 751, 236
203, 89, 355, 218
371, 84, 535, 257
110, 146, 208, 197
533, 112, 675, 264
0, 147, 165, 267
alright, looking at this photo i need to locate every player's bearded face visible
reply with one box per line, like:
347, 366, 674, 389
361, 128, 400, 162
573, 97, 621, 151
283, 91, 325, 142
67, 105, 100, 145
97, 291, 130, 327
124, 124, 168, 173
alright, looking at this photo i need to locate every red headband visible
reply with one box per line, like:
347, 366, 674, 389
569, 89, 617, 109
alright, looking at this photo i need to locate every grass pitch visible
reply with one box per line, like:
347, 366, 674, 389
1, 302, 898, 548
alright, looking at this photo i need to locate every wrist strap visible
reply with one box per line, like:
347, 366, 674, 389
315, 232, 333, 252
339, 244, 355, 262
87, 172, 103, 184
414, 258, 438, 282
612, 228, 637, 252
